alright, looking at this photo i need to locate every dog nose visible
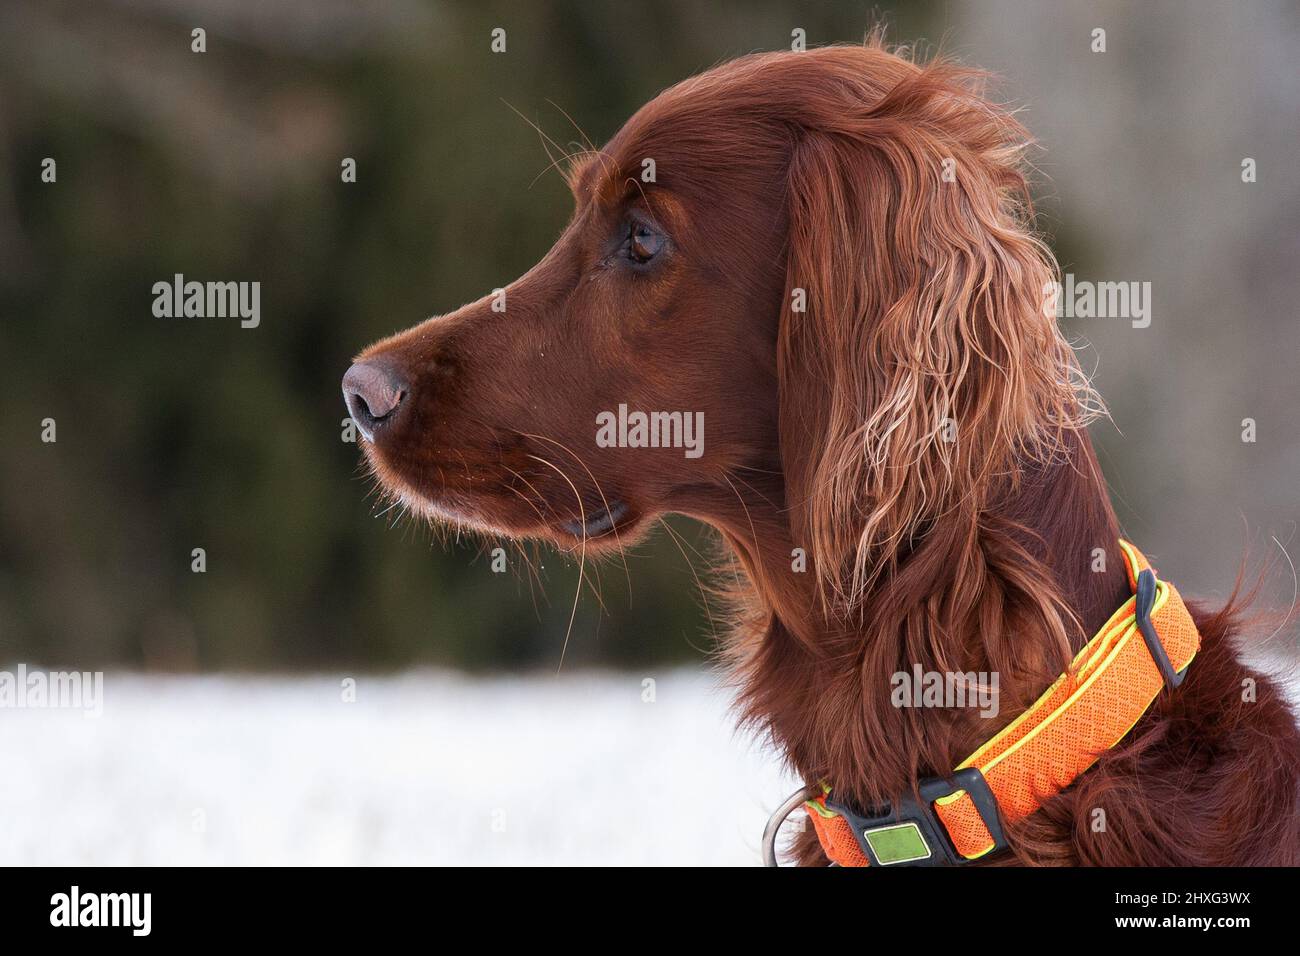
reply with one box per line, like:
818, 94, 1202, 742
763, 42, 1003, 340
342, 361, 408, 440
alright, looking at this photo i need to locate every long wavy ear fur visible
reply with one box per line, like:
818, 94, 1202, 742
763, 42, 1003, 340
777, 45, 1099, 643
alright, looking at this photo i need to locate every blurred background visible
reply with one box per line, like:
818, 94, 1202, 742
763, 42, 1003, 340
0, 0, 1296, 864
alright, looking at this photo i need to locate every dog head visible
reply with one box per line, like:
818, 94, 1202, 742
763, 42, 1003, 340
344, 43, 1090, 604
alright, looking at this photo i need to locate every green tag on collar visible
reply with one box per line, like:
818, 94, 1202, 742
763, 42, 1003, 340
863, 822, 931, 864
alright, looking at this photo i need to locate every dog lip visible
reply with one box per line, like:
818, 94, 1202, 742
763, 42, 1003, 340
561, 499, 629, 538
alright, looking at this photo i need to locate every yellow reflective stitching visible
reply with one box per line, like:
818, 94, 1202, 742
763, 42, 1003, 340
804, 799, 837, 819
954, 542, 1156, 774
954, 595, 1138, 773
967, 582, 1171, 780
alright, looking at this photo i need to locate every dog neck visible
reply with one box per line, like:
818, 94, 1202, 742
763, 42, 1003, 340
699, 428, 1130, 809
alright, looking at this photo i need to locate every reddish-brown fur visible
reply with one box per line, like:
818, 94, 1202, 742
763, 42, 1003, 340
349, 39, 1300, 865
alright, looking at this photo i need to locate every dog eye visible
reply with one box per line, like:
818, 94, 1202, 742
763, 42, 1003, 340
626, 222, 665, 264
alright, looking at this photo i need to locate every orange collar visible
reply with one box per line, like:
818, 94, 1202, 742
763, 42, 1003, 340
795, 539, 1200, 867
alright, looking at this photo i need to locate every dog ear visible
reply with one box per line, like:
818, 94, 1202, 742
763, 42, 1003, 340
777, 61, 1097, 616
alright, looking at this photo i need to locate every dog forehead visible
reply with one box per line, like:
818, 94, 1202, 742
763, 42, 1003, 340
574, 105, 782, 210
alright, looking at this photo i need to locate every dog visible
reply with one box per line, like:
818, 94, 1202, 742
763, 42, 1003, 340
342, 40, 1300, 865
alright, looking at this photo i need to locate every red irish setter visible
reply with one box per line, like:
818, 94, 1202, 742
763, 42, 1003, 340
343, 40, 1300, 865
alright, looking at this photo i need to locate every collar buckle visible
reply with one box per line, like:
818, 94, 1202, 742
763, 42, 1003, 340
827, 767, 1008, 866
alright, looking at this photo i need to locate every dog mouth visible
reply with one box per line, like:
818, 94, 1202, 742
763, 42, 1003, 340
559, 499, 630, 539
365, 443, 635, 542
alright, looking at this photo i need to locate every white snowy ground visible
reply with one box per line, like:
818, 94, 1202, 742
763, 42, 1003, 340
0, 668, 799, 866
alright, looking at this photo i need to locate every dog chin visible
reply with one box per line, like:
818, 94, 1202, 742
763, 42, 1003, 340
367, 454, 642, 546
428, 499, 644, 553
364, 462, 508, 537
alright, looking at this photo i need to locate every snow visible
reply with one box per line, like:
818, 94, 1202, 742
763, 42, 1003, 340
7, 655, 1293, 866
0, 668, 798, 866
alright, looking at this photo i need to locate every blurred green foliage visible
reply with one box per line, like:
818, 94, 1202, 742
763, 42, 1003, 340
0, 1, 942, 670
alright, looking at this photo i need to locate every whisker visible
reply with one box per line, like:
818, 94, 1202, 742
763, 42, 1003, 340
521, 432, 634, 602
525, 453, 588, 673
659, 517, 721, 646
546, 97, 595, 152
